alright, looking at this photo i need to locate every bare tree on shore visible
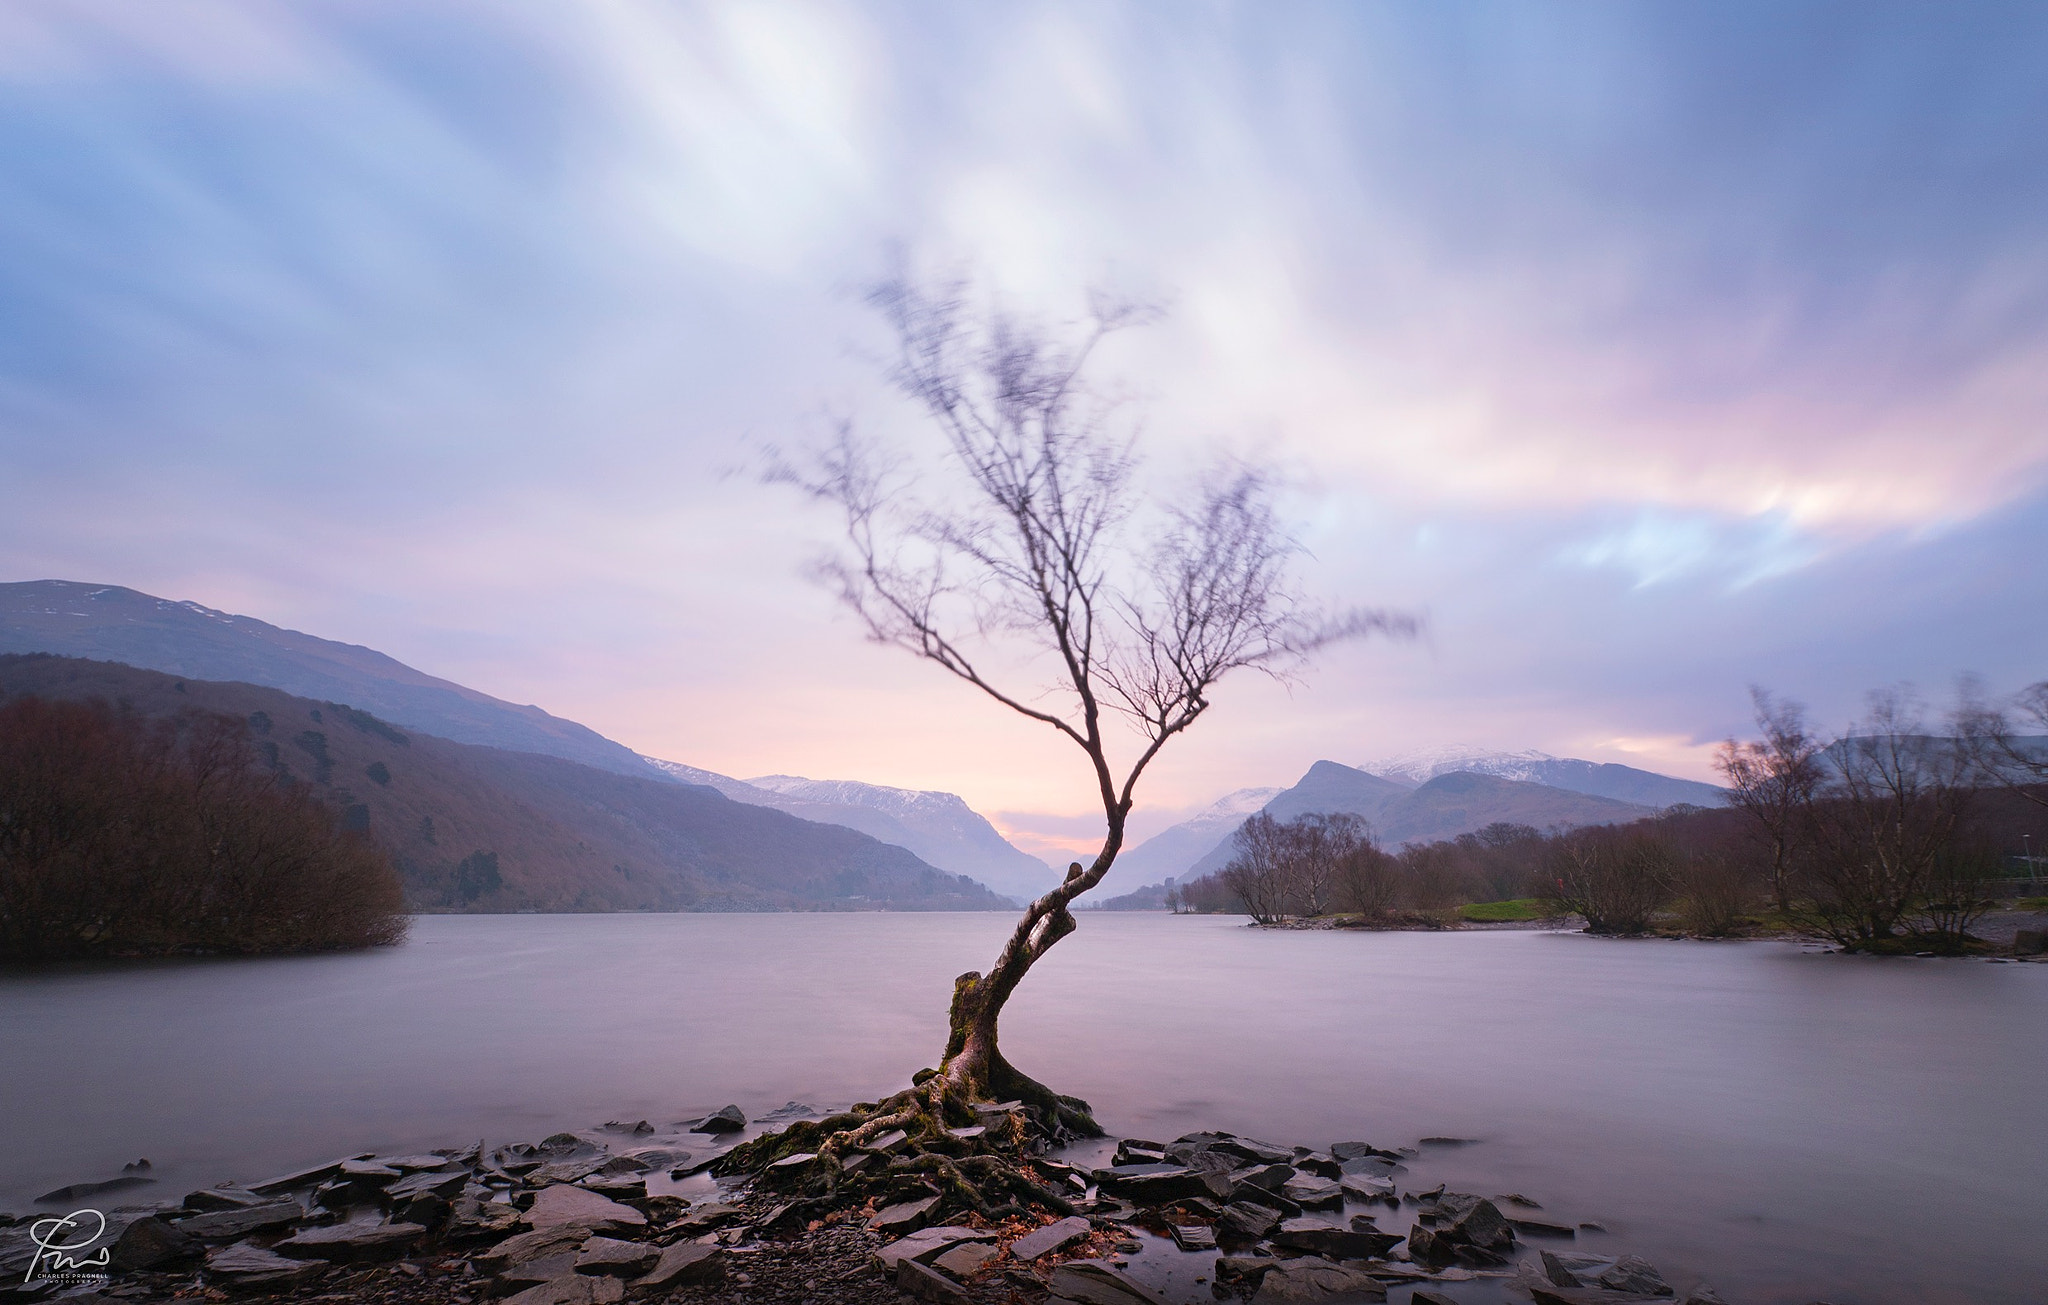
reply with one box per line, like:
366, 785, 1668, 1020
771, 272, 1411, 1138
1716, 689, 1825, 912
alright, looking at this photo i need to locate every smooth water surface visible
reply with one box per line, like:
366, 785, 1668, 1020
2, 913, 2042, 1303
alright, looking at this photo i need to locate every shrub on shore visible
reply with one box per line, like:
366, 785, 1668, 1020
0, 695, 407, 963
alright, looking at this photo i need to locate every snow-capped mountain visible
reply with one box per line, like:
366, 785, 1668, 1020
1094, 787, 1282, 897
1360, 746, 1727, 810
641, 758, 1058, 903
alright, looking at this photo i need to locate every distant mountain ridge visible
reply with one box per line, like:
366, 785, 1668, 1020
0, 655, 1008, 913
0, 580, 662, 780
0, 580, 1053, 901
1361, 745, 1727, 809
642, 760, 1058, 902
1100, 787, 1281, 897
1176, 761, 1658, 880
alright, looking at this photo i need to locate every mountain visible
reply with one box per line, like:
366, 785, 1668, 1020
747, 775, 1059, 902
1362, 745, 1727, 809
0, 580, 663, 781
1098, 787, 1283, 897
641, 759, 1059, 903
0, 654, 1010, 913
1179, 761, 1658, 879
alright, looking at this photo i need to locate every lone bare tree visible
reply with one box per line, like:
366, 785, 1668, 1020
756, 274, 1409, 1157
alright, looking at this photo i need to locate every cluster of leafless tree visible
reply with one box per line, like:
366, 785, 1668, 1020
1712, 684, 2040, 951
1170, 680, 2046, 952
0, 696, 407, 963
1179, 814, 1547, 922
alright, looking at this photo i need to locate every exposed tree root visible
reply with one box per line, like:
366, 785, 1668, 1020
711, 1064, 1098, 1224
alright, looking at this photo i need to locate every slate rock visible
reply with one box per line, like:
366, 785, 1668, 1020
183, 1187, 268, 1213
1168, 1222, 1217, 1252
1411, 1293, 1460, 1305
632, 1241, 723, 1289
866, 1129, 911, 1153
1096, 1165, 1223, 1202
483, 1226, 594, 1271
1543, 1249, 1586, 1287
530, 1157, 608, 1185
249, 1158, 358, 1195
171, 1202, 307, 1242
274, 1218, 427, 1262
1599, 1255, 1673, 1296
1010, 1215, 1093, 1261
1290, 1152, 1344, 1180
499, 1252, 580, 1288
689, 1105, 746, 1134
1233, 1163, 1295, 1192
1338, 1174, 1395, 1203
867, 1195, 940, 1234
1212, 1138, 1293, 1165
874, 1226, 992, 1273
110, 1216, 200, 1271
932, 1240, 1000, 1278
503, 1274, 624, 1305
1328, 1142, 1399, 1163
1113, 1139, 1168, 1166
1270, 1218, 1397, 1260
385, 1168, 469, 1203
204, 1240, 323, 1291
899, 1256, 973, 1303
337, 1160, 402, 1184
1432, 1193, 1514, 1252
1249, 1257, 1388, 1303
574, 1235, 657, 1276
1216, 1203, 1281, 1244
525, 1184, 645, 1234
1047, 1259, 1170, 1304
1681, 1286, 1729, 1305
1214, 1256, 1278, 1284
1280, 1177, 1345, 1211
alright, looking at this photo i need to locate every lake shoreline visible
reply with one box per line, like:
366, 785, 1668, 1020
4, 1105, 1734, 1305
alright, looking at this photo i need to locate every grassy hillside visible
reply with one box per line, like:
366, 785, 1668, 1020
0, 655, 1009, 913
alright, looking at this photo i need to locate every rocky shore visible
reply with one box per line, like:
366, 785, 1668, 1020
2, 1104, 1749, 1305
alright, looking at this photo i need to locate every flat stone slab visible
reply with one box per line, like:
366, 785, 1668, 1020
573, 1236, 657, 1276
503, 1274, 623, 1305
875, 1226, 996, 1272
1167, 1223, 1217, 1252
172, 1202, 306, 1242
525, 1184, 645, 1233
898, 1257, 973, 1303
1250, 1258, 1388, 1303
480, 1226, 591, 1270
249, 1157, 367, 1195
274, 1219, 427, 1263
1010, 1215, 1093, 1261
1272, 1217, 1400, 1259
632, 1240, 723, 1289
205, 1240, 323, 1289
184, 1186, 269, 1212
867, 1195, 940, 1233
1047, 1259, 1170, 1305
931, 1241, 1001, 1277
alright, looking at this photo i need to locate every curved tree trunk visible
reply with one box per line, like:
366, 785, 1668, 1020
932, 822, 1125, 1137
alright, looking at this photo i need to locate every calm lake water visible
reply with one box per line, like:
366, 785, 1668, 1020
1, 913, 2042, 1303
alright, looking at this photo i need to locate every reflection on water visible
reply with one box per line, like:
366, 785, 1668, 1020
1, 913, 2042, 1303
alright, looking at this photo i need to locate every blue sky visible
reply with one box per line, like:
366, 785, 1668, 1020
3, 2, 2045, 853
